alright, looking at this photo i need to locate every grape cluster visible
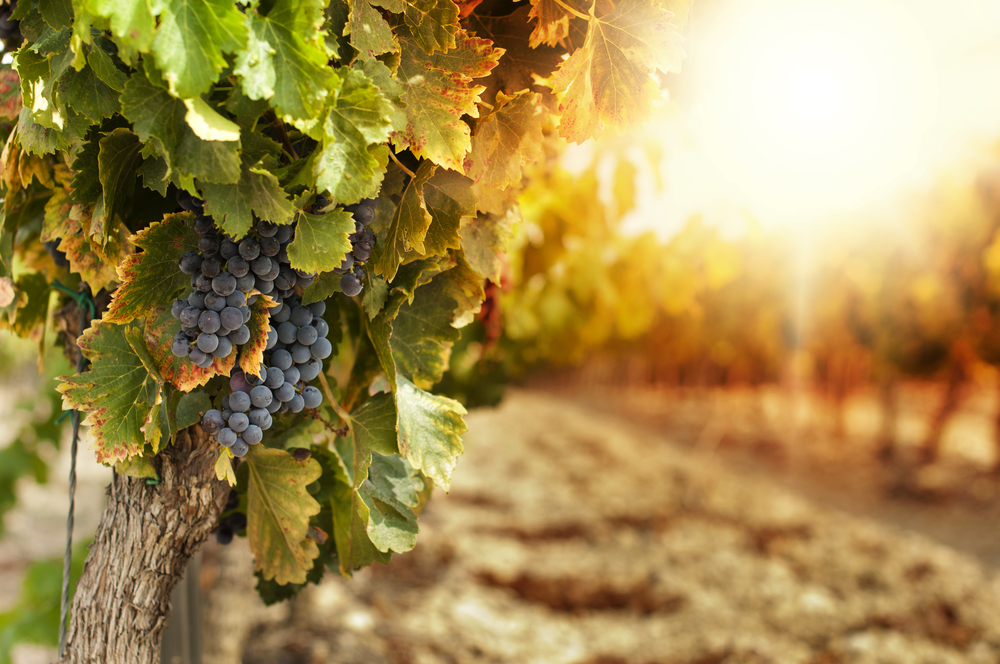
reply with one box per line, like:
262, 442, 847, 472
327, 196, 377, 297
169, 191, 314, 369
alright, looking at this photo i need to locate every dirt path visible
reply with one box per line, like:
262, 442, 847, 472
242, 389, 1000, 664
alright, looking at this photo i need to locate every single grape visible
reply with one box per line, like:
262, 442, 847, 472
258, 220, 278, 237
182, 326, 200, 339
277, 402, 290, 414
265, 366, 285, 389
296, 325, 318, 346
177, 190, 198, 212
229, 391, 251, 413
195, 274, 214, 292
199, 234, 220, 255
178, 251, 202, 275
170, 299, 187, 319
333, 252, 354, 275
227, 512, 248, 531
277, 321, 298, 345
199, 310, 221, 334
352, 242, 372, 262
189, 347, 210, 367
310, 337, 333, 360
353, 205, 374, 226
235, 273, 256, 293
230, 372, 252, 394
264, 261, 281, 282
220, 307, 243, 331
231, 439, 249, 458
298, 358, 321, 382
218, 427, 237, 447
220, 239, 239, 260
221, 408, 234, 422
221, 395, 231, 411
275, 224, 293, 243
279, 288, 296, 299
193, 215, 214, 234
275, 381, 295, 403
225, 490, 240, 511
266, 399, 282, 414
250, 385, 273, 408
239, 238, 260, 261
201, 256, 221, 278
213, 336, 234, 358
302, 386, 322, 409
213, 272, 237, 296
283, 366, 302, 386
341, 273, 363, 297
312, 318, 329, 338
291, 343, 312, 364
215, 525, 234, 545
276, 245, 290, 264
240, 306, 251, 324
260, 236, 279, 257
171, 337, 190, 357
202, 409, 225, 432
229, 412, 249, 433
250, 255, 271, 277
188, 291, 206, 309
229, 325, 251, 345
197, 333, 219, 353
204, 292, 227, 312
353, 265, 366, 282
270, 349, 293, 370
288, 394, 305, 413
243, 424, 263, 445
362, 228, 375, 246
308, 301, 326, 316
275, 266, 297, 290
266, 326, 278, 350
226, 291, 246, 308
248, 408, 271, 428
256, 278, 275, 295
296, 273, 315, 288
290, 306, 312, 327
228, 256, 250, 278
180, 306, 201, 328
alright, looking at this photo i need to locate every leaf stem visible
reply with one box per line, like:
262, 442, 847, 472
317, 371, 352, 424
264, 110, 299, 161
388, 151, 416, 179
552, 0, 590, 21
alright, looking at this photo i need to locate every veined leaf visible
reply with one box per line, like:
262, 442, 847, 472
466, 91, 544, 193
287, 209, 355, 275
528, 0, 571, 48
351, 391, 398, 455
89, 0, 156, 54
383, 0, 460, 55
406, 165, 475, 262
96, 128, 143, 237
144, 307, 237, 391
460, 207, 515, 284
369, 161, 435, 282
57, 320, 162, 464
240, 293, 276, 379
105, 213, 199, 324
395, 375, 465, 490
347, 0, 397, 58
199, 162, 296, 239
360, 453, 421, 553
393, 29, 502, 172
387, 280, 460, 388
551, 0, 685, 143
246, 446, 323, 585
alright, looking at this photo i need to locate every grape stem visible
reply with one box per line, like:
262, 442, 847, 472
317, 371, 352, 424
388, 150, 416, 179
264, 110, 299, 161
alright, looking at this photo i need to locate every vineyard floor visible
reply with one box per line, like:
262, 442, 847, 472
236, 386, 1000, 664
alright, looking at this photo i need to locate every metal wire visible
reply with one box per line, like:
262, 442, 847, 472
58, 295, 91, 657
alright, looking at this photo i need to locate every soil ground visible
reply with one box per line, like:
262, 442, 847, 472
6, 382, 1000, 664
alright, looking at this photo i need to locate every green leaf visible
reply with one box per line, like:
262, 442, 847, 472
235, 0, 335, 124
387, 280, 460, 388
16, 105, 89, 155
89, 0, 156, 54
57, 320, 162, 464
360, 453, 422, 552
246, 446, 323, 585
394, 375, 465, 490
466, 91, 544, 192
393, 29, 501, 171
380, 0, 460, 55
97, 128, 143, 234
121, 72, 241, 185
105, 212, 199, 324
183, 96, 241, 142
438, 251, 484, 327
39, 0, 74, 30
329, 445, 388, 575
149, 0, 248, 99
551, 0, 685, 143
460, 208, 514, 284
369, 160, 435, 282
115, 454, 158, 479
347, 0, 397, 58
361, 271, 388, 319
58, 56, 121, 123
351, 392, 398, 455
301, 270, 342, 304
287, 209, 355, 275
199, 161, 296, 238
86, 44, 127, 92
408, 165, 475, 262
175, 390, 211, 430
314, 67, 394, 204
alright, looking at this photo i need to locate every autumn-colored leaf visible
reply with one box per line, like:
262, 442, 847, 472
240, 293, 277, 379
144, 307, 236, 391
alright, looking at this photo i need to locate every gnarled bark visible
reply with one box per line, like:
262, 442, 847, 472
59, 426, 230, 664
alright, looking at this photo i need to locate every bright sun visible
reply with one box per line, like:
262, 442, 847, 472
692, 0, 937, 219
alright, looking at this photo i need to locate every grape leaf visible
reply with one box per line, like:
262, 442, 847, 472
215, 447, 236, 486
407, 166, 475, 262
144, 307, 237, 391
369, 161, 434, 282
394, 375, 465, 490
347, 0, 397, 58
105, 212, 199, 324
460, 208, 514, 284
466, 91, 544, 193
42, 189, 119, 291
235, 0, 335, 124
0, 67, 23, 120
551, 0, 685, 143
287, 209, 355, 275
387, 280, 460, 388
149, 0, 248, 99
439, 251, 484, 327
361, 271, 389, 319
121, 73, 241, 185
528, 0, 571, 48
16, 105, 89, 155
96, 128, 143, 235
240, 293, 276, 379
351, 391, 398, 455
0, 272, 49, 337
199, 161, 296, 239
57, 320, 162, 464
246, 446, 323, 585
314, 67, 394, 204
360, 453, 421, 553
58, 57, 122, 123
329, 445, 389, 575
386, 0, 460, 55
393, 29, 502, 171
89, 0, 156, 55
116, 454, 159, 480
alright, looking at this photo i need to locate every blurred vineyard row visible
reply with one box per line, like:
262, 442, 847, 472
443, 129, 1000, 468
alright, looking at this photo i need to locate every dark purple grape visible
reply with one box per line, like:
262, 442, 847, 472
308, 301, 326, 316
188, 291, 206, 309
352, 242, 372, 262
352, 206, 374, 226
171, 337, 190, 357
260, 236, 279, 257
296, 274, 315, 288
239, 238, 260, 261
265, 366, 285, 389
197, 333, 219, 353
215, 525, 234, 544
250, 385, 273, 408
275, 382, 295, 403
177, 190, 198, 212
226, 291, 246, 308
296, 325, 317, 346
171, 299, 188, 319
291, 343, 311, 364
202, 409, 225, 432
271, 304, 291, 323
246, 371, 264, 387
288, 394, 305, 413
266, 399, 282, 414
275, 224, 293, 243
213, 336, 234, 358
221, 408, 233, 421
180, 306, 201, 328
290, 306, 312, 327
302, 386, 322, 409
213, 272, 237, 296
311, 337, 333, 360
257, 220, 278, 237
264, 261, 281, 282
199, 234, 220, 255
341, 273, 362, 297
275, 265, 297, 290
353, 265, 366, 281
231, 372, 252, 394
201, 256, 221, 278
298, 358, 321, 382
220, 307, 244, 331
228, 256, 249, 278
249, 408, 271, 428
178, 251, 202, 275
243, 424, 263, 445
230, 390, 251, 413
220, 239, 239, 260
277, 321, 297, 345
271, 349, 293, 370
195, 274, 214, 292
240, 306, 251, 324
230, 325, 251, 345
312, 318, 329, 338
193, 215, 213, 234
227, 512, 248, 531
283, 366, 301, 385
236, 273, 256, 293
189, 347, 210, 366
199, 310, 221, 334
266, 326, 278, 350
182, 325, 200, 339
204, 291, 227, 312
256, 278, 275, 295
229, 412, 249, 433
231, 439, 249, 458
218, 427, 237, 446
276, 245, 290, 264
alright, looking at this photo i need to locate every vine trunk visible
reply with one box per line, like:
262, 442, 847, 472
58, 426, 229, 664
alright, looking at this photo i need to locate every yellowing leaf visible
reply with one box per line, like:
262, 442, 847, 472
395, 375, 466, 491
466, 91, 544, 193
551, 0, 684, 143
144, 307, 237, 391
183, 96, 241, 142
528, 0, 570, 48
215, 447, 236, 486
246, 446, 323, 585
240, 293, 276, 379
